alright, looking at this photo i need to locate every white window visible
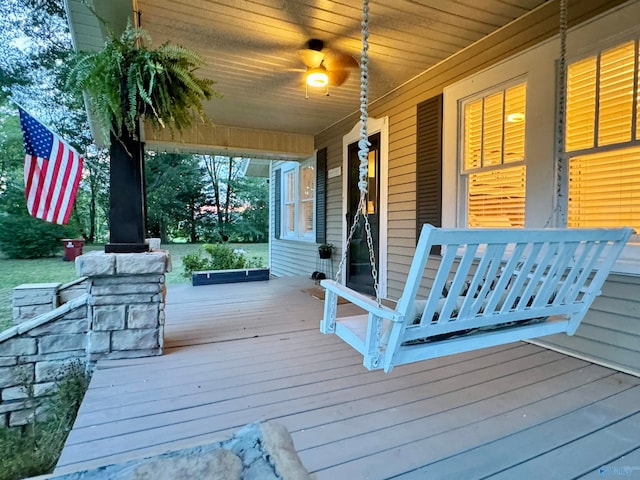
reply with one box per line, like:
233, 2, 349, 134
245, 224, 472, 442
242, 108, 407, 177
565, 39, 640, 232
281, 159, 315, 240
461, 82, 527, 227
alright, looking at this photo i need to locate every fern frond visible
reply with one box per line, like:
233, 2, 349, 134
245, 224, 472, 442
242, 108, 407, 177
64, 19, 219, 144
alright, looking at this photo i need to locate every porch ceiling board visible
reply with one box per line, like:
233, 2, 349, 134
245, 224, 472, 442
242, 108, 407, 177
55, 277, 640, 479
144, 123, 315, 160
66, 0, 550, 152
136, 0, 548, 136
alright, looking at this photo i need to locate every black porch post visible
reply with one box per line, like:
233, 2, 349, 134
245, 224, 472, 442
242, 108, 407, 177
105, 129, 149, 253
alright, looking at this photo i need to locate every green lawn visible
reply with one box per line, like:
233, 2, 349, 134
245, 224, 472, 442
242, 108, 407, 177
0, 243, 268, 332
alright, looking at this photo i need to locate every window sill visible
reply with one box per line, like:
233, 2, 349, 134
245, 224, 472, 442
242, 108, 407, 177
277, 236, 316, 244
612, 241, 640, 277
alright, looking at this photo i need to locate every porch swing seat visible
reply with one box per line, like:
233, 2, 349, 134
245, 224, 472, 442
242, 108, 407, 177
320, 224, 632, 372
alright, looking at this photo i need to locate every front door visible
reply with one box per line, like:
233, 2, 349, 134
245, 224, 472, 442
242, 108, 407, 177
346, 132, 380, 295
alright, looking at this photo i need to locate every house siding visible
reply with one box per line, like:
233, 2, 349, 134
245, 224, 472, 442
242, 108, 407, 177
270, 160, 329, 278
270, 239, 319, 278
312, 0, 638, 374
534, 274, 640, 375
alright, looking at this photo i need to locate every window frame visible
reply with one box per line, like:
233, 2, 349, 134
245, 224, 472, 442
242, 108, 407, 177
562, 37, 640, 232
280, 158, 316, 242
458, 78, 528, 228
443, 10, 640, 275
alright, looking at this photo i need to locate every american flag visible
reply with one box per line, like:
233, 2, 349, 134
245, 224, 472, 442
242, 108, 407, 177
18, 108, 84, 225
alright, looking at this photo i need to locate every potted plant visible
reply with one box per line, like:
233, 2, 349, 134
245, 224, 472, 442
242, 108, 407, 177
318, 243, 333, 259
66, 19, 219, 252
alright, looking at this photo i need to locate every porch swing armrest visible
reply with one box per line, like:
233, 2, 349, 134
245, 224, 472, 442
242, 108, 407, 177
320, 280, 401, 321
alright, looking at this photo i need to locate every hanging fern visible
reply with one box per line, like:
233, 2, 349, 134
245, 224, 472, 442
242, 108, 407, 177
66, 21, 219, 144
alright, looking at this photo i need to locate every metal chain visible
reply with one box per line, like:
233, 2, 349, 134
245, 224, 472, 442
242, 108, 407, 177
546, 0, 568, 227
372, 314, 383, 368
333, 0, 381, 305
556, 0, 568, 227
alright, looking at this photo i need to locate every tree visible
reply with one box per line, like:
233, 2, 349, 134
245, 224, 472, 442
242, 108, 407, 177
70, 147, 110, 243
200, 155, 247, 240
1, 0, 77, 123
0, 106, 24, 195
232, 177, 269, 242
145, 152, 206, 243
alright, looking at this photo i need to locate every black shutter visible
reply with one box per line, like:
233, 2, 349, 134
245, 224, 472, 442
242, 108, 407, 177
316, 148, 327, 244
274, 168, 281, 239
416, 94, 443, 243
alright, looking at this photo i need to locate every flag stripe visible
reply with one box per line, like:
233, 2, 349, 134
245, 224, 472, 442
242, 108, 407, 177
41, 139, 64, 221
46, 139, 68, 223
28, 157, 47, 219
51, 144, 71, 223
61, 154, 83, 224
19, 108, 83, 225
52, 143, 80, 224
24, 155, 39, 216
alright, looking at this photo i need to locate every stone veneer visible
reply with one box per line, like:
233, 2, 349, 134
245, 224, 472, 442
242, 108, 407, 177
0, 295, 89, 427
13, 278, 88, 325
42, 421, 311, 480
0, 251, 170, 427
77, 251, 170, 361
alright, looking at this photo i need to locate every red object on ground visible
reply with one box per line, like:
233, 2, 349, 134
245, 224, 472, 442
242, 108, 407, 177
62, 238, 85, 261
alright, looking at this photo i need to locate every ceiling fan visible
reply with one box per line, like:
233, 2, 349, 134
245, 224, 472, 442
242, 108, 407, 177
298, 39, 358, 96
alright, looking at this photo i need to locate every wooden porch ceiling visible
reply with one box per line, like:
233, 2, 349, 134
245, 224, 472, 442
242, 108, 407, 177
65, 0, 548, 156
55, 277, 640, 478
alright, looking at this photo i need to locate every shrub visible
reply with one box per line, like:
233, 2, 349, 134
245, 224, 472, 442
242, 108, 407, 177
0, 360, 90, 480
0, 215, 77, 259
182, 243, 264, 277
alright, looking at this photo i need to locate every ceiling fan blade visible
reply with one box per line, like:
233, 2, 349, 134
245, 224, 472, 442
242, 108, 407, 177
328, 69, 350, 86
298, 48, 324, 68
323, 49, 359, 71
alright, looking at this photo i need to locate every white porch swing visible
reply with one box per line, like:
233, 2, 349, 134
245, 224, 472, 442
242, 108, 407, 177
319, 0, 633, 373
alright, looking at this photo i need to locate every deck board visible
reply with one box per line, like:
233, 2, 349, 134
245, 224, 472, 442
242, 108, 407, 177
394, 384, 640, 479
55, 276, 640, 479
488, 410, 640, 480
301, 367, 625, 478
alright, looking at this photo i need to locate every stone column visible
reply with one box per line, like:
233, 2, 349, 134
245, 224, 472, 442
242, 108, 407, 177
76, 251, 170, 361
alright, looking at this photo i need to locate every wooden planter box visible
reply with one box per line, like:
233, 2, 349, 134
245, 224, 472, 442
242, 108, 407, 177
192, 268, 270, 286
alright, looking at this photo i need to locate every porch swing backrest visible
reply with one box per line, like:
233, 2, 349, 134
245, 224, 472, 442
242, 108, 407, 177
320, 224, 633, 372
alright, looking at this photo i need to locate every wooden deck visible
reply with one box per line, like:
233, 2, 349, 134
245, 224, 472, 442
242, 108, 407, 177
55, 276, 640, 479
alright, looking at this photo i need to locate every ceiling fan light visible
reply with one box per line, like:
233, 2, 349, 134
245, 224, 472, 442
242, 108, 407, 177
307, 68, 329, 87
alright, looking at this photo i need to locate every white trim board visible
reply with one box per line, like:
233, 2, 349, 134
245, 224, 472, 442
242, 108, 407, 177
342, 116, 389, 298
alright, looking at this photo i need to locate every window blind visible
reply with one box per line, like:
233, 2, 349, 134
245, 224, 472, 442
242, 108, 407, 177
566, 41, 638, 151
598, 41, 635, 146
568, 146, 640, 231
464, 100, 483, 170
482, 92, 503, 167
284, 169, 296, 234
565, 38, 640, 231
468, 165, 526, 227
503, 84, 526, 163
300, 164, 315, 234
566, 57, 597, 151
